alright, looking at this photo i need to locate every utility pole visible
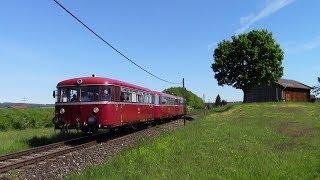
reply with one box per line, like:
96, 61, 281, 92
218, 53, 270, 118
21, 97, 27, 104
183, 78, 186, 126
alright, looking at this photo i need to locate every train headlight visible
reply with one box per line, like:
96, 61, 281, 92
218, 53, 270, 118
93, 107, 99, 113
60, 108, 65, 114
87, 116, 97, 126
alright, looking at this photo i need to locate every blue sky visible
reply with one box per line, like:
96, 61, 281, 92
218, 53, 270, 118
0, 0, 319, 104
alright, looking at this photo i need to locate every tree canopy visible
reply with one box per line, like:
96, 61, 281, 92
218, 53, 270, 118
211, 29, 284, 101
163, 87, 204, 109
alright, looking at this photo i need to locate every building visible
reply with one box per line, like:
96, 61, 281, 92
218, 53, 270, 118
245, 79, 312, 102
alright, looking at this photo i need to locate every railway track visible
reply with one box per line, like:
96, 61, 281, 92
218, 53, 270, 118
0, 115, 199, 174
0, 132, 112, 174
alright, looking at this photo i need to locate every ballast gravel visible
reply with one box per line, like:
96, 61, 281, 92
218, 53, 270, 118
8, 119, 187, 180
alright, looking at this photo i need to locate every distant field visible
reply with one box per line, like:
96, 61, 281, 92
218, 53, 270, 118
70, 103, 320, 179
0, 108, 54, 130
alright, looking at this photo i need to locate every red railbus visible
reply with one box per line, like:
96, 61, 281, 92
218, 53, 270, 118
53, 77, 185, 133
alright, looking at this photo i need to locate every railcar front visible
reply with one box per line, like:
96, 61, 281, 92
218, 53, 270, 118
53, 83, 119, 133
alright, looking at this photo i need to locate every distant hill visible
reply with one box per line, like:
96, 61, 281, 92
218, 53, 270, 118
0, 103, 54, 108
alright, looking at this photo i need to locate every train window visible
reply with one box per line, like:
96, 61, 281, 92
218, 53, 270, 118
137, 93, 143, 103
111, 86, 120, 102
152, 95, 155, 104
132, 91, 137, 103
154, 95, 159, 105
148, 94, 152, 104
168, 98, 172, 105
175, 98, 179, 105
120, 88, 134, 102
120, 92, 125, 102
58, 87, 79, 103
144, 93, 149, 103
161, 97, 167, 104
80, 86, 99, 102
124, 93, 132, 102
100, 86, 112, 101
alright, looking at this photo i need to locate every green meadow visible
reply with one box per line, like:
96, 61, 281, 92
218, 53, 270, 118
0, 107, 86, 155
0, 108, 54, 131
70, 103, 320, 179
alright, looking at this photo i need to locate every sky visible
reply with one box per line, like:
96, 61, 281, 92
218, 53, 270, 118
0, 0, 319, 104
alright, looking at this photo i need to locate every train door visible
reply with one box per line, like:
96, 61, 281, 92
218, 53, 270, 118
60, 87, 82, 127
110, 86, 122, 126
154, 94, 161, 119
147, 93, 154, 120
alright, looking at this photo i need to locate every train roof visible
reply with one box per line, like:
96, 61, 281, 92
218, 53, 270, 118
57, 77, 152, 92
57, 77, 183, 99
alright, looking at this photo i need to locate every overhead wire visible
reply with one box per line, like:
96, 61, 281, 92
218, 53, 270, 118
52, 0, 180, 85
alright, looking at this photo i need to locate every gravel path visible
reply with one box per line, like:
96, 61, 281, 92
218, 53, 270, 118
3, 119, 187, 180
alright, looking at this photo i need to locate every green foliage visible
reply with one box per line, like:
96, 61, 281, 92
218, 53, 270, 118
163, 87, 204, 109
211, 29, 284, 100
0, 108, 54, 131
70, 103, 320, 179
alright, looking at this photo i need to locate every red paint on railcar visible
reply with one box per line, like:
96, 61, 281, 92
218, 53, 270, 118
53, 77, 184, 133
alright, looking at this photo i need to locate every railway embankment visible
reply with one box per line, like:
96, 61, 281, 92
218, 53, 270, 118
2, 116, 198, 179
68, 103, 320, 179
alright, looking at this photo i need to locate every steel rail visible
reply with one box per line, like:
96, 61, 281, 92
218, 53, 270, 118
0, 132, 107, 162
0, 132, 109, 174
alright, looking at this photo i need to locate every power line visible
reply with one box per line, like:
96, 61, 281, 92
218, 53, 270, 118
52, 0, 180, 85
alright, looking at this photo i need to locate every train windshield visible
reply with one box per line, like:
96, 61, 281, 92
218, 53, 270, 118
57, 86, 113, 103
58, 87, 79, 103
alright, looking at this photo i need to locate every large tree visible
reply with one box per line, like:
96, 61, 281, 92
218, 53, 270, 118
211, 29, 284, 102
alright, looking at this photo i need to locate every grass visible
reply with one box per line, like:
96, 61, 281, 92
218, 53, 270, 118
0, 107, 54, 130
0, 128, 85, 156
69, 102, 320, 179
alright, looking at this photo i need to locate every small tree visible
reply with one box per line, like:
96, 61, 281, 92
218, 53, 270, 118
215, 94, 222, 106
312, 77, 320, 97
221, 100, 227, 106
211, 29, 284, 102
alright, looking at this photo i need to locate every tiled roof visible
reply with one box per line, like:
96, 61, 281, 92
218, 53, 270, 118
277, 79, 311, 89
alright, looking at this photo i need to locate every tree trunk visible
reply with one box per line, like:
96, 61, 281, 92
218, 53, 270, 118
243, 89, 248, 103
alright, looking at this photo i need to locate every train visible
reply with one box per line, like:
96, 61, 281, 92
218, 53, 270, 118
52, 76, 185, 133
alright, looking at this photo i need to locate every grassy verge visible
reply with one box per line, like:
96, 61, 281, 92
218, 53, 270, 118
0, 108, 54, 130
69, 102, 320, 179
0, 128, 85, 156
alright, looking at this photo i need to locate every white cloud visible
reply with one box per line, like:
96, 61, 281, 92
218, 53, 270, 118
236, 0, 295, 34
284, 36, 320, 54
